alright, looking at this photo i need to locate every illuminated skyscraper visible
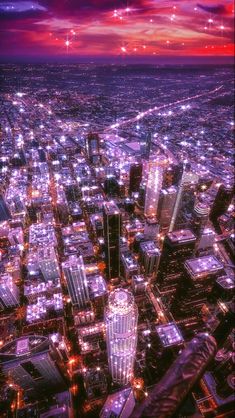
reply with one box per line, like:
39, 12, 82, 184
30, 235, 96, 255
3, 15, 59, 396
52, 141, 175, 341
157, 186, 177, 233
103, 201, 121, 279
191, 202, 210, 238
140, 241, 161, 277
172, 255, 224, 319
157, 230, 196, 292
105, 289, 138, 385
144, 156, 168, 218
62, 255, 89, 308
169, 170, 198, 232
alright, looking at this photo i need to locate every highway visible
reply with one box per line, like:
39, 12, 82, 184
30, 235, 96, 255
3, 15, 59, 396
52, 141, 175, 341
105, 84, 224, 131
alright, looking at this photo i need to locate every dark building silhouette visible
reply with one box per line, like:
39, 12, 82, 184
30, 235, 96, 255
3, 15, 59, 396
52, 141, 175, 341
157, 229, 196, 292
210, 184, 233, 222
104, 175, 120, 197
213, 306, 235, 348
103, 202, 121, 279
0, 195, 11, 222
86, 132, 101, 164
129, 163, 142, 194
172, 255, 224, 319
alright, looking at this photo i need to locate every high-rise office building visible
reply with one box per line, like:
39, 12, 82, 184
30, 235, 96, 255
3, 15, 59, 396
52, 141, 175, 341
121, 251, 139, 280
211, 275, 234, 302
153, 322, 184, 376
0, 335, 67, 400
0, 195, 11, 222
169, 171, 198, 232
0, 274, 20, 308
129, 163, 142, 194
62, 255, 90, 308
104, 175, 120, 197
103, 201, 121, 279
172, 255, 224, 319
144, 155, 168, 218
105, 289, 138, 385
191, 201, 210, 238
137, 183, 146, 210
157, 230, 196, 292
197, 227, 215, 254
213, 307, 235, 348
38, 246, 60, 281
140, 241, 161, 277
131, 275, 148, 294
143, 217, 159, 240
157, 186, 177, 233
210, 184, 233, 222
100, 388, 135, 418
140, 132, 151, 159
86, 132, 100, 164
86, 132, 100, 155
162, 162, 183, 188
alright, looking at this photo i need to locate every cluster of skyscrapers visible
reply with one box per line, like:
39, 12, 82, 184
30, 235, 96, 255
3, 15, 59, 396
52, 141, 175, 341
0, 113, 234, 417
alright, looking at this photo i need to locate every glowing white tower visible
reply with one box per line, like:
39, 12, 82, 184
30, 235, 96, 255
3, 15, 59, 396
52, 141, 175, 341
144, 155, 168, 218
105, 289, 138, 386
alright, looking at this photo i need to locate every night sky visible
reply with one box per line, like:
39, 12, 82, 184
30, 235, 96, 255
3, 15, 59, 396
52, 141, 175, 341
0, 1, 234, 62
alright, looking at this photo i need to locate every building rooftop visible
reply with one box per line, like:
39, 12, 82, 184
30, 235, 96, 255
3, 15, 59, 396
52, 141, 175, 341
26, 293, 63, 323
140, 241, 160, 255
88, 274, 107, 299
108, 289, 135, 314
121, 252, 139, 270
103, 201, 120, 215
168, 229, 196, 244
100, 388, 135, 418
29, 223, 57, 247
216, 276, 235, 290
0, 335, 49, 360
185, 255, 224, 278
156, 323, 184, 347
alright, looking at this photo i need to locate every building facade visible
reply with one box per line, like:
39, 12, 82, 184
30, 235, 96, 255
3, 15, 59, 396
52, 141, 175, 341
103, 201, 121, 279
105, 289, 138, 385
62, 255, 90, 308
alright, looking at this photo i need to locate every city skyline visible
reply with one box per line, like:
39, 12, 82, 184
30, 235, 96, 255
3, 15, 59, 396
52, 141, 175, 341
0, 1, 234, 62
0, 3, 234, 414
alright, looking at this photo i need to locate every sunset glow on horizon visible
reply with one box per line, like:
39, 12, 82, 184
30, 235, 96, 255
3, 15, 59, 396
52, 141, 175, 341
0, 1, 234, 60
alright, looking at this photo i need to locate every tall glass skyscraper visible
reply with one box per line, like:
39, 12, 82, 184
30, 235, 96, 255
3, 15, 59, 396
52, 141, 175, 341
62, 255, 89, 308
144, 156, 168, 218
105, 289, 138, 385
169, 170, 199, 232
103, 201, 121, 279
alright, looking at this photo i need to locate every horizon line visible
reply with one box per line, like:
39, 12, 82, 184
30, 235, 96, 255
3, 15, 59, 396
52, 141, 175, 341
0, 54, 234, 65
